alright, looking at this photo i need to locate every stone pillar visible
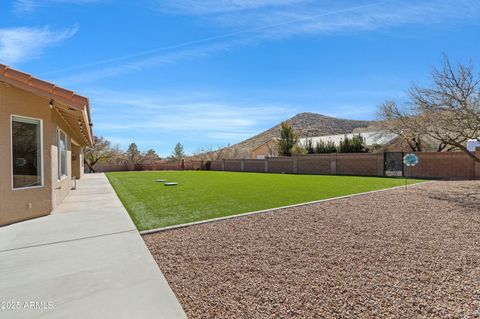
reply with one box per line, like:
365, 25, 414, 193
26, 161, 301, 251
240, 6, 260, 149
241, 159, 245, 172
330, 153, 337, 175
293, 156, 298, 174
265, 158, 269, 173
221, 159, 225, 171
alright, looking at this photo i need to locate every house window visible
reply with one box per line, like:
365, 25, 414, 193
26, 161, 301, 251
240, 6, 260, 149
11, 116, 43, 189
58, 129, 67, 179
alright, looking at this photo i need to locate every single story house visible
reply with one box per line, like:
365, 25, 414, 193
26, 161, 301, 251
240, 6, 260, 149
0, 64, 93, 226
251, 139, 278, 159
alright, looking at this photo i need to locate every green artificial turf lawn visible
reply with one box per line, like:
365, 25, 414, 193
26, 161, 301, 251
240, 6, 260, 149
106, 171, 425, 231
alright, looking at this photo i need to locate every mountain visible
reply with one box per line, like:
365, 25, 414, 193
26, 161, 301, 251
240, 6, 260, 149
228, 112, 375, 153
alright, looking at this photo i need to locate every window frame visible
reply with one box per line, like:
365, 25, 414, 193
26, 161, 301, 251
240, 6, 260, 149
10, 114, 44, 191
57, 128, 68, 180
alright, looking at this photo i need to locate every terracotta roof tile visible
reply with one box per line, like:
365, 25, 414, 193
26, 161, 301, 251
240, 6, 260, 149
72, 93, 88, 106
0, 63, 93, 146
29, 77, 55, 93
4, 67, 31, 82
0, 63, 89, 109
52, 86, 75, 100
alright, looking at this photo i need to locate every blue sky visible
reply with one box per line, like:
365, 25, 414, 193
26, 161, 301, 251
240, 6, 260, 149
1, 0, 480, 156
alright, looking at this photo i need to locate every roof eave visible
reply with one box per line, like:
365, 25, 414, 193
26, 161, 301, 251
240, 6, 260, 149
0, 64, 94, 147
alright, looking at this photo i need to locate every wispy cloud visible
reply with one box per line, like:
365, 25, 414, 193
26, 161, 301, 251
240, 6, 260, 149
0, 26, 78, 65
156, 0, 311, 15
46, 0, 480, 83
88, 89, 296, 152
54, 38, 248, 85
153, 0, 480, 42
205, 0, 480, 38
13, 0, 105, 13
46, 1, 385, 81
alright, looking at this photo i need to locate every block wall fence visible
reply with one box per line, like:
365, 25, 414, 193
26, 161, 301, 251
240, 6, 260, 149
210, 152, 480, 180
92, 160, 203, 172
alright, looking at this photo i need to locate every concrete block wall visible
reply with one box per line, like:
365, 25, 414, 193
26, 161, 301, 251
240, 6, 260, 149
267, 158, 294, 174
224, 160, 242, 172
297, 154, 331, 174
212, 151, 479, 180
210, 161, 223, 171
405, 152, 477, 180
243, 159, 266, 172
336, 153, 383, 177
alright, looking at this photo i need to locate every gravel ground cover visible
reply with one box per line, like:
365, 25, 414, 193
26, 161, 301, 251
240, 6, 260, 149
143, 181, 480, 318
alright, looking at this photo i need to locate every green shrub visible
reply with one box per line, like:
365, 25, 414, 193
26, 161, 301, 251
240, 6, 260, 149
338, 134, 369, 153
315, 140, 337, 153
203, 160, 212, 170
304, 139, 315, 154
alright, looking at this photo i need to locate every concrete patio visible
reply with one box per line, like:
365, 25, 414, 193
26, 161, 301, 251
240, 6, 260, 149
0, 173, 187, 319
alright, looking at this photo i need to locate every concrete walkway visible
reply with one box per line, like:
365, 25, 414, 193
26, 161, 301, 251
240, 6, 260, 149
0, 173, 187, 319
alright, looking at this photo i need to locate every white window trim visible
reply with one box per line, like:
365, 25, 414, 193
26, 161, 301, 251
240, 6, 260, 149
57, 128, 68, 181
10, 114, 44, 191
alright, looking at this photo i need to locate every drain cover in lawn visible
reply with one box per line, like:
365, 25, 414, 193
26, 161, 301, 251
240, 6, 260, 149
164, 182, 178, 186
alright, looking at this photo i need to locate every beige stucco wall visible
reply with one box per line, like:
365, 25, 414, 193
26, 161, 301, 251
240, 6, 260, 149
51, 141, 73, 209
71, 143, 83, 179
0, 83, 86, 225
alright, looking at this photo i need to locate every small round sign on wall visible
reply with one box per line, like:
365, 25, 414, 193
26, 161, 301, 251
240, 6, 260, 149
403, 153, 419, 189
403, 153, 419, 166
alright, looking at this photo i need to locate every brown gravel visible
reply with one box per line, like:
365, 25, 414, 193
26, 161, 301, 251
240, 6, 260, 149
143, 181, 480, 319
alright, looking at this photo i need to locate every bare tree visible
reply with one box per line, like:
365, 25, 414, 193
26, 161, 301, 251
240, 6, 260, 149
194, 143, 264, 160
266, 139, 279, 157
377, 101, 425, 152
211, 145, 227, 160
84, 136, 115, 172
237, 147, 251, 159
224, 146, 239, 159
377, 103, 451, 152
378, 57, 480, 161
192, 145, 227, 161
108, 144, 126, 164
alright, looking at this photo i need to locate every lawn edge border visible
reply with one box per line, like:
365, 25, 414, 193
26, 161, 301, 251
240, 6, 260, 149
140, 180, 434, 236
